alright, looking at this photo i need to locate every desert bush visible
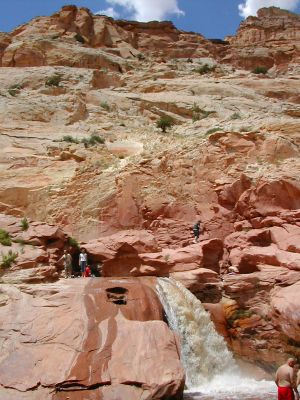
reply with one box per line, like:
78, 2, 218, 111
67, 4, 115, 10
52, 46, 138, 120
8, 84, 22, 96
136, 53, 145, 61
252, 66, 268, 75
45, 75, 61, 87
194, 64, 216, 75
62, 135, 80, 144
74, 33, 85, 43
100, 101, 110, 111
0, 229, 11, 246
156, 115, 175, 133
230, 112, 241, 120
81, 134, 105, 147
20, 217, 29, 231
68, 237, 79, 249
205, 127, 221, 136
226, 309, 254, 328
192, 104, 214, 122
1, 250, 18, 269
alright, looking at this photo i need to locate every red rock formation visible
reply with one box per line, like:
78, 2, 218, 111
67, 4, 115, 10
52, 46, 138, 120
0, 278, 185, 399
224, 7, 300, 70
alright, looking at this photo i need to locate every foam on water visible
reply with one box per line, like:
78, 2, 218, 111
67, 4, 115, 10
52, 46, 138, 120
157, 278, 276, 397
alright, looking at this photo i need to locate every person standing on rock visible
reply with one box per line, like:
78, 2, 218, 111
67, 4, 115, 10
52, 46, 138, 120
59, 249, 73, 278
79, 248, 88, 277
275, 358, 298, 400
192, 220, 201, 243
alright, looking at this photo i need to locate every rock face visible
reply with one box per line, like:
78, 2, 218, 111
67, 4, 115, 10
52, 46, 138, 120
0, 278, 185, 400
0, 3, 300, 381
225, 7, 300, 70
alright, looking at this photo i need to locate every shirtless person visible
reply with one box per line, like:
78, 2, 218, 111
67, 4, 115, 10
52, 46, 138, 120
275, 358, 298, 400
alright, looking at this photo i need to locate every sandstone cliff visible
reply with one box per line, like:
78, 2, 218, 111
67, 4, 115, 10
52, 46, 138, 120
0, 5, 300, 397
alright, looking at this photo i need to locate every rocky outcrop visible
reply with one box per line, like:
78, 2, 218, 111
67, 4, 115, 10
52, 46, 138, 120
225, 7, 300, 70
0, 278, 185, 400
0, 214, 69, 283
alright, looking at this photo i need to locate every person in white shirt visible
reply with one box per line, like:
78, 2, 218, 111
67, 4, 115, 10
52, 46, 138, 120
79, 249, 88, 277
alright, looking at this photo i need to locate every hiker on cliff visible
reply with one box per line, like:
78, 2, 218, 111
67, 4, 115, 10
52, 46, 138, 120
79, 248, 88, 277
275, 358, 298, 400
59, 249, 73, 278
192, 220, 201, 243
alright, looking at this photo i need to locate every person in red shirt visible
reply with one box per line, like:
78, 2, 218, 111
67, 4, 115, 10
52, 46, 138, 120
84, 265, 91, 278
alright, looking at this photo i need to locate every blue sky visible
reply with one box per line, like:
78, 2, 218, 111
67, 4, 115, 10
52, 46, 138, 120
0, 0, 299, 39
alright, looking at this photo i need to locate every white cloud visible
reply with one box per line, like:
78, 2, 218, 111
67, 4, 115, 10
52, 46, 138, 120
95, 6, 120, 18
99, 0, 184, 21
238, 0, 300, 18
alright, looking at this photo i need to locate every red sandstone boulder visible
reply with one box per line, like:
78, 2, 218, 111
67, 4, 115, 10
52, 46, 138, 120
236, 179, 300, 218
0, 278, 185, 400
271, 281, 300, 342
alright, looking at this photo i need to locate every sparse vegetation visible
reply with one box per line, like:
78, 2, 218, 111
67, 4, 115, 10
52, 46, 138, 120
68, 237, 79, 249
45, 75, 61, 87
100, 101, 110, 111
239, 126, 252, 132
14, 238, 26, 245
230, 112, 241, 120
187, 58, 193, 63
191, 104, 215, 122
0, 229, 12, 246
252, 66, 268, 75
156, 115, 175, 133
194, 63, 216, 75
8, 84, 22, 97
226, 309, 254, 328
205, 127, 221, 136
136, 53, 145, 61
74, 33, 85, 43
62, 135, 80, 144
20, 217, 29, 231
81, 134, 105, 147
1, 250, 18, 269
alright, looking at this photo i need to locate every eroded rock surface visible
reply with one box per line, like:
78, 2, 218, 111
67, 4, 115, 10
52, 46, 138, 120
0, 278, 184, 400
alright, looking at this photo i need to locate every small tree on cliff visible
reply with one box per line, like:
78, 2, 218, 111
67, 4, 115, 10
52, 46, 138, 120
156, 116, 174, 133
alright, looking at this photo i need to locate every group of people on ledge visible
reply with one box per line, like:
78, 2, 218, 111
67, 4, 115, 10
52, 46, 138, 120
58, 248, 102, 278
276, 358, 300, 400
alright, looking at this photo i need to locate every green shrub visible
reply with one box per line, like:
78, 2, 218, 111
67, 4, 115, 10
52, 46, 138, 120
156, 116, 175, 133
20, 217, 29, 231
81, 134, 105, 147
227, 309, 254, 327
194, 64, 216, 75
62, 135, 80, 144
8, 84, 23, 96
74, 33, 85, 43
0, 229, 11, 246
8, 89, 18, 96
191, 104, 214, 122
252, 66, 268, 75
137, 53, 145, 61
68, 237, 79, 249
45, 75, 61, 87
1, 250, 18, 269
100, 101, 110, 111
205, 127, 221, 136
230, 112, 241, 120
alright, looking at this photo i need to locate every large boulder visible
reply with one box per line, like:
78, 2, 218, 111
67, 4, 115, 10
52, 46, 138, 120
0, 278, 185, 400
271, 281, 300, 343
